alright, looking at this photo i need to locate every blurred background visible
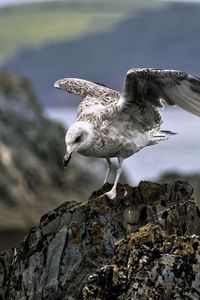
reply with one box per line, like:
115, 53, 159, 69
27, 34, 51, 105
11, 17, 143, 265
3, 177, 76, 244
0, 0, 200, 250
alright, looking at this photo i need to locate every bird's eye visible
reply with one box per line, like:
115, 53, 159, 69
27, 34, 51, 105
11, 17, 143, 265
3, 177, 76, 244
74, 135, 82, 143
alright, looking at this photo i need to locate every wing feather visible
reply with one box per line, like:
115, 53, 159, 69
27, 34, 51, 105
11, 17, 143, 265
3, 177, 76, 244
54, 78, 118, 99
54, 77, 120, 118
121, 68, 200, 117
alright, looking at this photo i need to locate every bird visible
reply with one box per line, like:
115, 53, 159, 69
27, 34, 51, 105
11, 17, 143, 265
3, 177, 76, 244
54, 68, 200, 199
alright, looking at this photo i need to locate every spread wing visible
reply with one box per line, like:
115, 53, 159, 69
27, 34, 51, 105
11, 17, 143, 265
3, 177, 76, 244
121, 68, 200, 116
54, 78, 120, 116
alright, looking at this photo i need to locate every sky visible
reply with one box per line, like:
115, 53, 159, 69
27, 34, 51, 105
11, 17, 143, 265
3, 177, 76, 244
0, 0, 200, 7
0, 0, 53, 7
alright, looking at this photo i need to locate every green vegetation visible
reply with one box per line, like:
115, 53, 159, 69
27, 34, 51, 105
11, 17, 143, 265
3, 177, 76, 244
0, 0, 155, 63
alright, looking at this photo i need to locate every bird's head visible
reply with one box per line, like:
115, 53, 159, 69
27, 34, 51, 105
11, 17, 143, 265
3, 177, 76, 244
63, 121, 94, 168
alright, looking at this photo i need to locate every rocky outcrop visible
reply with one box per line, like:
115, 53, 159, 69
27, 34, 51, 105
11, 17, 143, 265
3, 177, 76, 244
0, 72, 100, 251
83, 224, 200, 300
0, 181, 200, 299
159, 172, 200, 207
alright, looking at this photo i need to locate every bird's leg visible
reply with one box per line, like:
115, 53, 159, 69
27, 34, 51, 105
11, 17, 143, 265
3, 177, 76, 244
104, 158, 112, 184
105, 157, 124, 200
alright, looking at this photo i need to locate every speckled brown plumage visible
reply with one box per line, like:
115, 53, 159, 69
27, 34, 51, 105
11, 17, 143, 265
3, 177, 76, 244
54, 68, 200, 199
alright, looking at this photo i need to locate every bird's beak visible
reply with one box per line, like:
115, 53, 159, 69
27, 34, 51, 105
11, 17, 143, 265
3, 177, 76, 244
63, 152, 72, 168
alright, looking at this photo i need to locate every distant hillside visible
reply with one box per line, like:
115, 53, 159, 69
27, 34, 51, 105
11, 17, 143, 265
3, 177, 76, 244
2, 2, 200, 107
0, 0, 152, 63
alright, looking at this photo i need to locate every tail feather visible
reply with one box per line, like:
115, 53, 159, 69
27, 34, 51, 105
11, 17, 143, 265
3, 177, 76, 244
147, 130, 178, 146
160, 130, 177, 135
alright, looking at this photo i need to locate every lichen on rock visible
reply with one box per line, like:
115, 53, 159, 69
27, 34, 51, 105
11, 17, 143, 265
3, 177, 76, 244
83, 223, 200, 300
0, 181, 200, 299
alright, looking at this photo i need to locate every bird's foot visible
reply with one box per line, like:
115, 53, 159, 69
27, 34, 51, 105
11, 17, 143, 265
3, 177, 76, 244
100, 186, 128, 200
100, 189, 116, 200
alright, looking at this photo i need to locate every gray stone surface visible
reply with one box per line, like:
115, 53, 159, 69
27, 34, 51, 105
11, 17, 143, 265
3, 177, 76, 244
0, 72, 102, 251
0, 181, 200, 299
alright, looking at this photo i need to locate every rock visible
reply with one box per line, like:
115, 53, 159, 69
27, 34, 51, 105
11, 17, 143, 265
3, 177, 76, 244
0, 72, 102, 251
159, 172, 200, 207
83, 223, 200, 300
0, 181, 200, 299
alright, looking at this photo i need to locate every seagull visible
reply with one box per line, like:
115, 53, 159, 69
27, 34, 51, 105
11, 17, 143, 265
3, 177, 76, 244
54, 68, 200, 199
